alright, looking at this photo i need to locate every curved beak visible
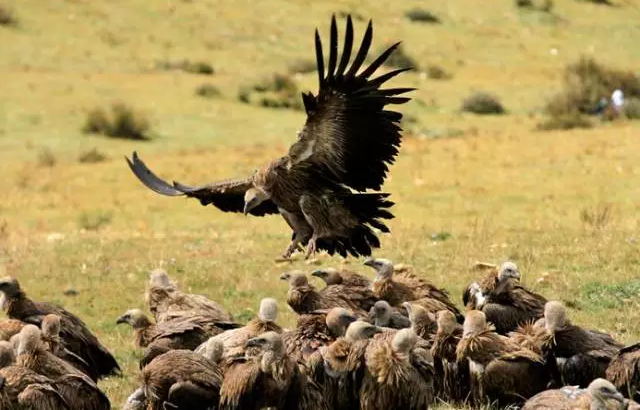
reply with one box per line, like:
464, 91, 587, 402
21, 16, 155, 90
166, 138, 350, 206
402, 302, 413, 315
243, 203, 251, 215
363, 258, 375, 267
245, 337, 262, 348
279, 273, 290, 281
310, 270, 324, 278
116, 315, 128, 325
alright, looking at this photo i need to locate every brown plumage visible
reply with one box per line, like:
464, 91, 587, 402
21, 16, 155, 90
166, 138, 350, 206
0, 319, 25, 341
311, 267, 372, 288
457, 310, 549, 406
141, 338, 224, 410
282, 307, 357, 363
127, 14, 411, 260
462, 261, 518, 309
40, 314, 94, 381
195, 297, 282, 359
522, 378, 630, 410
145, 269, 234, 323
607, 342, 640, 401
364, 258, 463, 321
0, 277, 120, 380
543, 301, 622, 388
508, 321, 548, 355
220, 331, 328, 410
15, 325, 110, 410
360, 328, 435, 410
430, 310, 470, 404
369, 300, 410, 329
280, 271, 368, 315
403, 302, 437, 341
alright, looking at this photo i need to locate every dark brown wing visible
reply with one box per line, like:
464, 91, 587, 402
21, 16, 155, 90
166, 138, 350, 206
126, 152, 279, 216
287, 15, 413, 191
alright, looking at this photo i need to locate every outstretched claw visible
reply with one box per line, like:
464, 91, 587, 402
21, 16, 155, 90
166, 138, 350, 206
304, 237, 317, 260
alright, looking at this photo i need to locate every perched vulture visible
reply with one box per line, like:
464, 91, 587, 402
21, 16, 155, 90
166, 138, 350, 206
280, 271, 369, 315
463, 261, 519, 309
15, 325, 110, 410
430, 310, 470, 404
0, 277, 120, 380
15, 383, 72, 410
543, 301, 622, 387
126, 14, 413, 260
522, 378, 632, 410
456, 310, 549, 406
402, 302, 437, 341
369, 300, 410, 329
0, 319, 25, 341
607, 342, 640, 401
145, 269, 234, 323
220, 331, 328, 410
311, 267, 372, 288
360, 328, 435, 410
141, 338, 224, 410
363, 258, 463, 321
194, 297, 282, 359
282, 307, 357, 362
40, 314, 94, 381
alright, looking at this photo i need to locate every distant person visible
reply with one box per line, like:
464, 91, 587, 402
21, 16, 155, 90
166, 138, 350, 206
611, 89, 624, 115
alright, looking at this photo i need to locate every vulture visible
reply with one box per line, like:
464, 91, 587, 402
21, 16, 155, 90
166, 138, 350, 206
607, 342, 640, 401
456, 310, 549, 406
0, 319, 24, 341
369, 300, 410, 329
122, 388, 147, 410
543, 301, 622, 388
282, 307, 357, 363
40, 314, 94, 381
141, 338, 223, 410
0, 277, 120, 380
145, 269, 234, 323
15, 325, 110, 410
363, 258, 463, 321
462, 261, 519, 309
430, 310, 470, 404
280, 271, 369, 315
194, 297, 282, 359
402, 302, 437, 341
360, 328, 435, 410
522, 378, 632, 410
126, 14, 413, 260
311, 267, 372, 288
219, 331, 328, 410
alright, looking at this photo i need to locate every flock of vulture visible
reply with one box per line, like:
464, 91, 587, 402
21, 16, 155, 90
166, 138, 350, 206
0, 259, 639, 409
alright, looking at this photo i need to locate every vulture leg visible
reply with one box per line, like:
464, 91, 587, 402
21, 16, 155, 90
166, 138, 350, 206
280, 209, 313, 259
304, 236, 318, 259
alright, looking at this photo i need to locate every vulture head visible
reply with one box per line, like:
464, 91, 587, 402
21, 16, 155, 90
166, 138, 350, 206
462, 310, 487, 338
498, 261, 520, 282
371, 301, 393, 327
544, 301, 567, 335
279, 271, 309, 288
436, 310, 459, 336
0, 340, 14, 368
345, 320, 382, 342
201, 338, 224, 363
243, 187, 270, 215
258, 298, 278, 323
148, 268, 176, 289
17, 324, 43, 356
403, 302, 436, 328
588, 378, 625, 409
326, 307, 358, 337
116, 309, 152, 328
363, 258, 394, 280
392, 328, 418, 354
41, 314, 61, 338
245, 331, 286, 371
0, 277, 21, 299
311, 268, 341, 285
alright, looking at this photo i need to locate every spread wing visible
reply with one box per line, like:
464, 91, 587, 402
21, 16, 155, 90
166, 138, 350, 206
126, 152, 279, 216
287, 15, 414, 191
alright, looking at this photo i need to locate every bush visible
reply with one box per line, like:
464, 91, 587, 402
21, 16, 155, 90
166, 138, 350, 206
83, 102, 151, 141
382, 43, 419, 69
238, 73, 303, 111
546, 56, 640, 117
78, 210, 112, 231
426, 64, 452, 80
622, 97, 640, 120
515, 0, 534, 7
577, 0, 612, 5
461, 92, 506, 115
195, 83, 221, 98
536, 112, 593, 131
405, 8, 441, 24
37, 148, 56, 168
515, 0, 554, 11
78, 148, 108, 164
0, 5, 17, 26
155, 59, 215, 75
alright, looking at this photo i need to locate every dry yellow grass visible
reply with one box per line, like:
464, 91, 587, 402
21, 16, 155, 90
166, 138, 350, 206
1, 0, 640, 407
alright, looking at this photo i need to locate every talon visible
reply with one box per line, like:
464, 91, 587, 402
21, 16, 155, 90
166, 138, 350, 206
304, 238, 317, 260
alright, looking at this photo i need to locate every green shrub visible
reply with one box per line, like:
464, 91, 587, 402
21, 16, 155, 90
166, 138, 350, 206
623, 97, 640, 120
238, 73, 303, 111
536, 112, 593, 131
382, 43, 419, 69
155, 59, 215, 75
78, 210, 113, 231
405, 8, 441, 24
426, 65, 452, 80
461, 92, 506, 115
78, 148, 108, 164
195, 83, 222, 98
37, 148, 56, 168
0, 4, 17, 26
83, 102, 151, 141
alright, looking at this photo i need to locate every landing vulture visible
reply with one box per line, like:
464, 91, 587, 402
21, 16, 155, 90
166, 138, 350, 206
126, 15, 412, 259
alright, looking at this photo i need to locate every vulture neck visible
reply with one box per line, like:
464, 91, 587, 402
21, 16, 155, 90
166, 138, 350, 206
5, 290, 32, 317
135, 323, 156, 348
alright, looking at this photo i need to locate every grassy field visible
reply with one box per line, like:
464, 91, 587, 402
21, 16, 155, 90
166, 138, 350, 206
1, 0, 640, 407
